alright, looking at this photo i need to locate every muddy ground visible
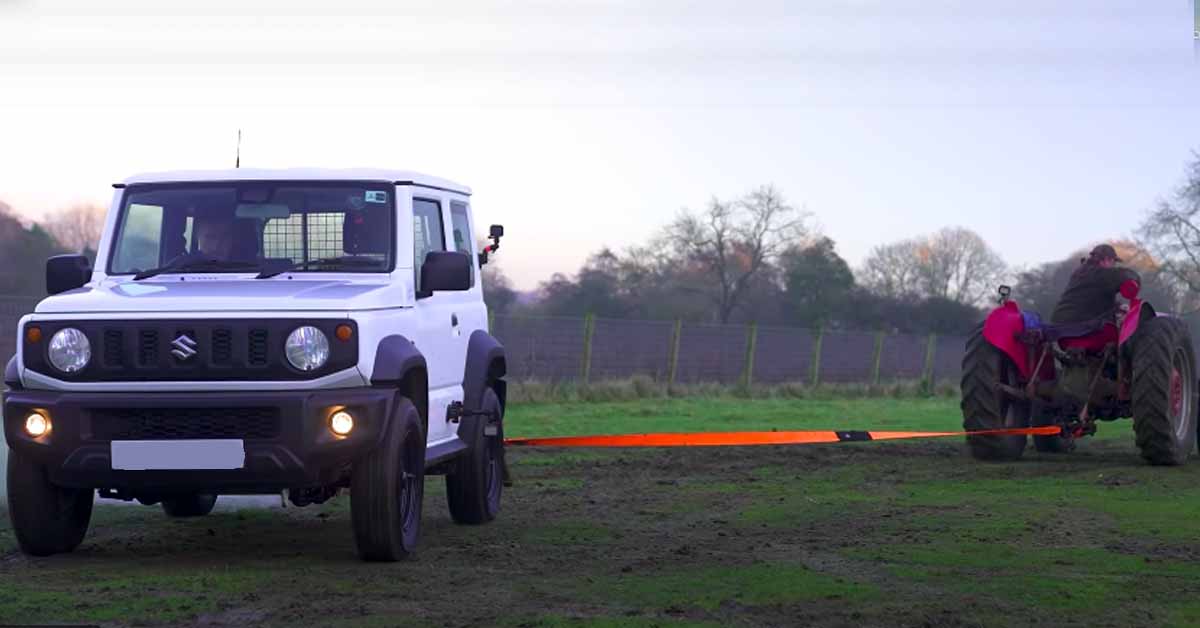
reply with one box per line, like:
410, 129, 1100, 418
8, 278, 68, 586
3, 432, 1200, 627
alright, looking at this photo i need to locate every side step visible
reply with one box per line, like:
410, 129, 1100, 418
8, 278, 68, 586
424, 438, 468, 469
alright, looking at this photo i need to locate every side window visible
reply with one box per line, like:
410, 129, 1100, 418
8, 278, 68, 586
413, 198, 446, 292
449, 201, 475, 286
113, 203, 164, 272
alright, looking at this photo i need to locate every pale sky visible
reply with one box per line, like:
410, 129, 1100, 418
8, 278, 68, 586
0, 0, 1196, 289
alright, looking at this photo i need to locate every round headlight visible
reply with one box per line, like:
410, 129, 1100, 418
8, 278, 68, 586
48, 328, 91, 373
285, 326, 330, 371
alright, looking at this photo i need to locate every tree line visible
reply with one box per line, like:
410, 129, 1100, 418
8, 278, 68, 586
0, 201, 105, 297
5, 152, 1200, 339
486, 152, 1200, 336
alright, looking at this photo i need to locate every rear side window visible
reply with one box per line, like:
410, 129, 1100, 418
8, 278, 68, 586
413, 198, 445, 292
449, 201, 475, 287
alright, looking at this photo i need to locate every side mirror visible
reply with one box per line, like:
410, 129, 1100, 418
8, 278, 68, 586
418, 251, 471, 298
489, 224, 504, 239
1120, 279, 1140, 300
46, 255, 91, 295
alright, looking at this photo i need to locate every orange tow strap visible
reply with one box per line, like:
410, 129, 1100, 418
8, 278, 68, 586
504, 426, 1062, 448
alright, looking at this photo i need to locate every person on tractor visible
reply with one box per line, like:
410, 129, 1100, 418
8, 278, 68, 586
1051, 244, 1140, 330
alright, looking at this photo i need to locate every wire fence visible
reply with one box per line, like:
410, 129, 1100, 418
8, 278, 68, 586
0, 295, 967, 385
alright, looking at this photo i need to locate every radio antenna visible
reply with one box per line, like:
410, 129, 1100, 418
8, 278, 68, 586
235, 129, 242, 168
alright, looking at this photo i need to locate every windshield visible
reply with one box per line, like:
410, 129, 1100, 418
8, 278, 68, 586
107, 181, 395, 276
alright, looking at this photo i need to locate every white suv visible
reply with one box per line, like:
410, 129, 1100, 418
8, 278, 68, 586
3, 169, 508, 561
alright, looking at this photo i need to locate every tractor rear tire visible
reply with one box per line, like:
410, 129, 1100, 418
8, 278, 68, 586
961, 328, 1029, 461
1131, 317, 1198, 466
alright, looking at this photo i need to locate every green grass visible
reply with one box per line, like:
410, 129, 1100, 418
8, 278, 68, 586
3, 395, 1200, 627
505, 396, 963, 437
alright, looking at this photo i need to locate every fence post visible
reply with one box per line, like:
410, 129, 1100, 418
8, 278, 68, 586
580, 313, 596, 382
810, 327, 824, 387
667, 319, 682, 385
870, 330, 885, 386
741, 322, 758, 388
922, 333, 938, 392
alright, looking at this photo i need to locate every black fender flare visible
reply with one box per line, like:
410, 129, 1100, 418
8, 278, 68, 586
4, 355, 19, 390
370, 335, 429, 433
463, 330, 507, 421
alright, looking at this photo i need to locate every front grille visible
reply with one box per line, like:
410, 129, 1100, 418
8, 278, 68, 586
212, 328, 233, 365
103, 330, 124, 367
91, 407, 282, 440
249, 329, 269, 366
138, 329, 159, 367
23, 319, 356, 381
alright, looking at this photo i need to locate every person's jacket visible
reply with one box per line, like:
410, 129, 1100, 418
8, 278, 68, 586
1050, 265, 1141, 324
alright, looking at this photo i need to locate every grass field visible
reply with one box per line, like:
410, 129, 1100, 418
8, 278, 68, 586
3, 396, 1200, 627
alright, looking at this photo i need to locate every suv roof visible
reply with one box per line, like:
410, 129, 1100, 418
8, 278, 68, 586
118, 168, 471, 195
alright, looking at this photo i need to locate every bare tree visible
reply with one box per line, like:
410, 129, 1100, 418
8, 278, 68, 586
918, 227, 1007, 305
1139, 153, 1200, 312
859, 239, 923, 300
860, 226, 1006, 306
45, 203, 106, 255
662, 185, 808, 323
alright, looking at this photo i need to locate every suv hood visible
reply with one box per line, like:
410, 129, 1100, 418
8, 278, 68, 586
35, 276, 410, 314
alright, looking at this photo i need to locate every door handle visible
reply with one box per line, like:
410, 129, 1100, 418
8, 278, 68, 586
451, 313, 459, 327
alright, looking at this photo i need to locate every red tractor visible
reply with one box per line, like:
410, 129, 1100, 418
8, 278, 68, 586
961, 281, 1198, 465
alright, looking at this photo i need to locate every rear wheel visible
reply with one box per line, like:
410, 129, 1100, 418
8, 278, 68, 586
446, 387, 504, 525
7, 447, 94, 556
350, 397, 426, 561
961, 329, 1029, 461
1131, 317, 1197, 466
161, 493, 217, 517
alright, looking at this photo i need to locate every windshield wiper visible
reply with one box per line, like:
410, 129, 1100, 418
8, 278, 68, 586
133, 255, 261, 281
256, 256, 386, 279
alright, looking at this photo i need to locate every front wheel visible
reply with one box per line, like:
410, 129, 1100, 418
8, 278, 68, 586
961, 329, 1030, 461
1131, 317, 1198, 466
7, 447, 94, 556
350, 397, 426, 561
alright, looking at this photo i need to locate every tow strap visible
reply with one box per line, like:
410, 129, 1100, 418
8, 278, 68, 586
504, 426, 1061, 448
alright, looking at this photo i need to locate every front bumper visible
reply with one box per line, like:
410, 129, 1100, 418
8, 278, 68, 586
3, 387, 397, 493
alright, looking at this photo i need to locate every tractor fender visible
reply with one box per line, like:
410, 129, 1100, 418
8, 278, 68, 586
462, 330, 507, 418
1119, 300, 1156, 347
982, 301, 1030, 379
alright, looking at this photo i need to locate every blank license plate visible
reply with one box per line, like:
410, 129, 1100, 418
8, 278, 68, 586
111, 439, 245, 470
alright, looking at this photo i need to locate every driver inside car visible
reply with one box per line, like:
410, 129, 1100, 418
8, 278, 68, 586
193, 212, 235, 260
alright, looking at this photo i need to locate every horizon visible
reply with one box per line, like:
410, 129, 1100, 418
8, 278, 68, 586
1, 0, 1197, 290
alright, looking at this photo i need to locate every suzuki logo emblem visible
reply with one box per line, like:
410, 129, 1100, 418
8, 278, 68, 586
171, 334, 198, 360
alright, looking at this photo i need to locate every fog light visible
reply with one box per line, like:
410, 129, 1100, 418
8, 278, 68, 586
24, 412, 50, 437
330, 410, 354, 436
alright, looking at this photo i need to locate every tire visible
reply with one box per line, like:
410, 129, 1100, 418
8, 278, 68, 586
446, 386, 504, 525
350, 396, 426, 561
961, 328, 1030, 461
1032, 401, 1074, 454
1131, 317, 1198, 466
6, 447, 94, 556
161, 493, 218, 517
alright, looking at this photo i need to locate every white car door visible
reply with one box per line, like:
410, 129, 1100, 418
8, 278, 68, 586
409, 193, 470, 444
